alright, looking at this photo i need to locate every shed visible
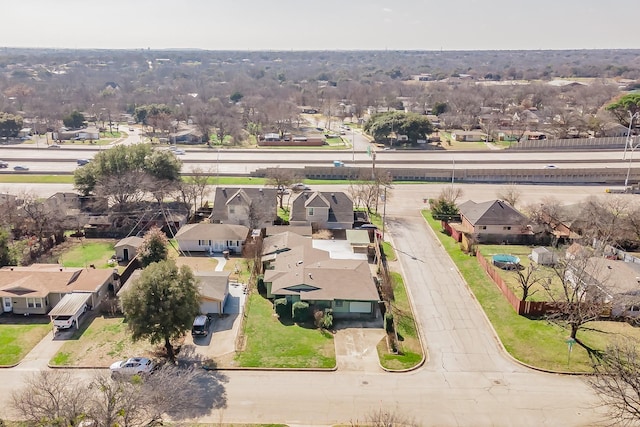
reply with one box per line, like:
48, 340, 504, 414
531, 247, 557, 266
114, 236, 144, 262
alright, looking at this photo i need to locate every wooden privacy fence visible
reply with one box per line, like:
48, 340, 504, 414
476, 250, 556, 316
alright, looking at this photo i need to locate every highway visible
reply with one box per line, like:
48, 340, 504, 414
0, 143, 632, 175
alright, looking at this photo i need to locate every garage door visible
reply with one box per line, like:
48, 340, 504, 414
349, 301, 372, 313
200, 301, 221, 315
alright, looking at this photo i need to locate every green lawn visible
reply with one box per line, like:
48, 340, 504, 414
377, 272, 423, 370
382, 241, 397, 261
0, 175, 74, 183
236, 294, 336, 368
59, 241, 115, 268
477, 244, 565, 301
422, 210, 640, 372
0, 323, 51, 366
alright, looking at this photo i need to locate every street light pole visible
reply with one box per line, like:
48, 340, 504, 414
623, 111, 639, 160
352, 128, 355, 164
625, 136, 637, 188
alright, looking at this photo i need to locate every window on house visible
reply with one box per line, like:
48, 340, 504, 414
479, 226, 487, 230
35, 298, 42, 308
503, 226, 512, 230
335, 300, 343, 307
27, 298, 35, 308
307, 207, 314, 216
229, 206, 235, 214
4, 300, 10, 308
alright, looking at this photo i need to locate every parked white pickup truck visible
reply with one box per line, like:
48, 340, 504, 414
53, 304, 87, 330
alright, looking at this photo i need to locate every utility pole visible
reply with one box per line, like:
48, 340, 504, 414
623, 111, 639, 160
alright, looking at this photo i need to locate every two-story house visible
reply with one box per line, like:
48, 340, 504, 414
289, 191, 353, 230
210, 187, 278, 229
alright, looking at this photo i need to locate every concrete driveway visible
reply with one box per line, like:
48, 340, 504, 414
333, 320, 385, 372
181, 282, 246, 362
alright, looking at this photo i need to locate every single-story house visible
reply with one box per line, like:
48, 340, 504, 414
0, 264, 115, 315
196, 271, 230, 315
458, 199, 532, 244
565, 257, 640, 319
175, 223, 249, 254
262, 231, 312, 257
209, 187, 278, 228
117, 269, 229, 315
114, 236, 144, 262
451, 131, 488, 142
289, 191, 354, 230
263, 241, 379, 319
265, 225, 313, 237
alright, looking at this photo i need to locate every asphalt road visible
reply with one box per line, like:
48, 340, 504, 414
0, 142, 634, 175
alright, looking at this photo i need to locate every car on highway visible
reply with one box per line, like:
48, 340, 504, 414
77, 159, 90, 166
174, 149, 186, 155
13, 165, 29, 171
48, 144, 61, 149
291, 183, 311, 192
110, 357, 155, 376
0, 160, 8, 168
544, 164, 558, 169
129, 127, 134, 131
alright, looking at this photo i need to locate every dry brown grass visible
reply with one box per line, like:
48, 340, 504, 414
50, 314, 165, 367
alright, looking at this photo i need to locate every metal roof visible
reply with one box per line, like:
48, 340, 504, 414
48, 292, 91, 317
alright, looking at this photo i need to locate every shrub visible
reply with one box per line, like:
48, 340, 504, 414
274, 298, 290, 318
257, 274, 265, 293
313, 309, 324, 328
385, 312, 395, 333
292, 301, 310, 322
322, 309, 333, 329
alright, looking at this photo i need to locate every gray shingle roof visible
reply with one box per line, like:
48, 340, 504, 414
458, 200, 527, 226
210, 187, 277, 223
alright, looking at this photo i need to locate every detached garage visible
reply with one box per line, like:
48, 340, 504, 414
196, 271, 230, 315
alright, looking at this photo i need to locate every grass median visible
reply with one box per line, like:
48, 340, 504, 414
422, 210, 640, 372
377, 272, 423, 370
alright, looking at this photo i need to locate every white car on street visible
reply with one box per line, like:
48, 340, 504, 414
110, 357, 155, 376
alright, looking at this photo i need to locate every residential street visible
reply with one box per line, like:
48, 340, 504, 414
0, 183, 610, 425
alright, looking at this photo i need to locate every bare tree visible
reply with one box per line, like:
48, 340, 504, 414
514, 264, 545, 301
11, 370, 86, 426
265, 167, 299, 209
351, 407, 420, 427
12, 365, 224, 427
179, 166, 214, 221
544, 250, 610, 348
588, 339, 640, 426
497, 183, 521, 208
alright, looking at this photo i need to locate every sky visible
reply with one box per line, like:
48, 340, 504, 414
2, 0, 639, 51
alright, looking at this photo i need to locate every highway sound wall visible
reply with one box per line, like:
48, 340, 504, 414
253, 166, 640, 185
507, 136, 627, 150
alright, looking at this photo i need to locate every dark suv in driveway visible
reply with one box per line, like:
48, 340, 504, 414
191, 315, 211, 337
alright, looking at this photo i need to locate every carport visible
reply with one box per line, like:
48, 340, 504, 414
48, 292, 92, 331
